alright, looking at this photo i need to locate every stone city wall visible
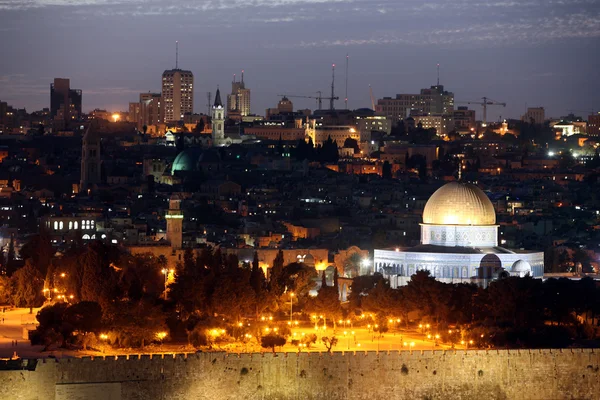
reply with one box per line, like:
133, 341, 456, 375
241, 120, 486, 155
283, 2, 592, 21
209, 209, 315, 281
1, 349, 599, 400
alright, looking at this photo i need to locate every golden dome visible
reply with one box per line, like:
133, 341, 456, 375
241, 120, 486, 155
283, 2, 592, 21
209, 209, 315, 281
422, 182, 496, 225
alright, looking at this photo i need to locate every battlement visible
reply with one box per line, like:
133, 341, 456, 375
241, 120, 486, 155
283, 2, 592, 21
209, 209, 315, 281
1, 349, 599, 399
13, 347, 596, 364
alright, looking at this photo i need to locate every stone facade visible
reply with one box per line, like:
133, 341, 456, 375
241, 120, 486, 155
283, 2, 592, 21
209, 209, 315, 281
374, 248, 544, 288
1, 349, 599, 399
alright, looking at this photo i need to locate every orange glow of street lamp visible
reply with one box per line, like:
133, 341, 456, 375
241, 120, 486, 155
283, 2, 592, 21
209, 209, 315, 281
112, 114, 120, 122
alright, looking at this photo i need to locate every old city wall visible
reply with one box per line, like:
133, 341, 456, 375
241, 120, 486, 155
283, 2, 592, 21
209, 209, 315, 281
1, 349, 599, 400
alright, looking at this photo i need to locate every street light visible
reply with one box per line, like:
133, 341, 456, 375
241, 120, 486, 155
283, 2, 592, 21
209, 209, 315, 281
161, 268, 168, 300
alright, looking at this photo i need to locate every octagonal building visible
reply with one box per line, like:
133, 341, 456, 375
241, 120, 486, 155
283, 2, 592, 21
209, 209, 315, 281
374, 182, 544, 287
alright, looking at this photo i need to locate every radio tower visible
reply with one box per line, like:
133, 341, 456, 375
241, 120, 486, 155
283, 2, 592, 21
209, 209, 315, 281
345, 54, 349, 109
175, 41, 179, 69
330, 63, 336, 111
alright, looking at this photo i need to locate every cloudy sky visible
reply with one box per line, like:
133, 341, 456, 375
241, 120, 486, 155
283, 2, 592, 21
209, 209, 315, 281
0, 0, 599, 120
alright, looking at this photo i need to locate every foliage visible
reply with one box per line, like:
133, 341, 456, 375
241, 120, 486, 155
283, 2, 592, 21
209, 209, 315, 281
260, 334, 287, 353
321, 336, 338, 352
305, 271, 342, 322
11, 261, 44, 312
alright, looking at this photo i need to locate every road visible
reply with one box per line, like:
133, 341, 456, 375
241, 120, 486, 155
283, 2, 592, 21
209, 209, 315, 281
0, 307, 44, 359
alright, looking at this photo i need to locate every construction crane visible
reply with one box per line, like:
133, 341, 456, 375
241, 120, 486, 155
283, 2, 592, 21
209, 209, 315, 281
277, 90, 339, 111
369, 85, 376, 110
457, 97, 506, 127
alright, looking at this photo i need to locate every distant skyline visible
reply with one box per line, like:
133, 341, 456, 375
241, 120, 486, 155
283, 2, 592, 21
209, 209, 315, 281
1, 0, 599, 121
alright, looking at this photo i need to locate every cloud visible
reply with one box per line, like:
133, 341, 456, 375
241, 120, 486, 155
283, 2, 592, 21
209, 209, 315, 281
296, 12, 600, 47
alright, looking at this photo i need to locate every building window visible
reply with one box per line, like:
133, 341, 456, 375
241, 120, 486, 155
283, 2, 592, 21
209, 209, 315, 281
54, 221, 58, 230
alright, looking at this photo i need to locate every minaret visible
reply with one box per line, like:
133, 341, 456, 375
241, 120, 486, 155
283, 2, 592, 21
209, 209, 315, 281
166, 195, 183, 249
212, 87, 225, 146
80, 121, 101, 193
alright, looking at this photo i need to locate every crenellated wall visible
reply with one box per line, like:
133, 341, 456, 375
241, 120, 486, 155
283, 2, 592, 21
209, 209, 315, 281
1, 349, 599, 400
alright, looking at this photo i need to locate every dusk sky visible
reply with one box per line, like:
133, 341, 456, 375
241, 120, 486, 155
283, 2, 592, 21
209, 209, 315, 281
1, 0, 599, 121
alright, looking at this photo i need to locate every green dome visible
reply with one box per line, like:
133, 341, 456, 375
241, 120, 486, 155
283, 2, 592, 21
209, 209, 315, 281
171, 147, 202, 174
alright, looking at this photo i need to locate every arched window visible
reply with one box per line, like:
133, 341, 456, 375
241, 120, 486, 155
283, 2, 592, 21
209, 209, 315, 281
53, 221, 58, 230
82, 234, 90, 240
74, 221, 78, 230
59, 221, 64, 230
68, 221, 73, 230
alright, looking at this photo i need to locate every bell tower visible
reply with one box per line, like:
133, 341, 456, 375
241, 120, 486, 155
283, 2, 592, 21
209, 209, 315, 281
211, 87, 225, 146
80, 121, 101, 193
166, 195, 183, 249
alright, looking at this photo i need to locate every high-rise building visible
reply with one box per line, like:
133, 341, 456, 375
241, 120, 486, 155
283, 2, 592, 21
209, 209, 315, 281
139, 93, 163, 130
521, 107, 545, 125
212, 88, 225, 146
128, 102, 140, 124
376, 85, 454, 119
50, 78, 82, 122
226, 71, 251, 117
588, 113, 600, 137
161, 69, 193, 122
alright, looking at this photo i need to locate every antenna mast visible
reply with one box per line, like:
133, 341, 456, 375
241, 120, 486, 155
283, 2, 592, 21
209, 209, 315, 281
176, 41, 179, 69
207, 92, 211, 116
330, 64, 336, 111
345, 54, 349, 109
437, 63, 440, 86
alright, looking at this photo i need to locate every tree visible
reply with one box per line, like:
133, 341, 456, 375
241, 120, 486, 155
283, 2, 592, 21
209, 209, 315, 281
6, 236, 16, 276
261, 334, 287, 353
305, 271, 342, 323
382, 161, 392, 179
269, 250, 285, 297
193, 119, 205, 133
19, 230, 54, 277
11, 261, 44, 313
321, 336, 338, 353
63, 301, 103, 334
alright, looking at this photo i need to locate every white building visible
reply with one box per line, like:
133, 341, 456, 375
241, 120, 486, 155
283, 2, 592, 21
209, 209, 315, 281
374, 182, 544, 288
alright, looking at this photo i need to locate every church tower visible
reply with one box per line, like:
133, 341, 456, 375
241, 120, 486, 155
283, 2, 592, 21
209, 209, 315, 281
80, 122, 101, 193
211, 87, 225, 146
166, 195, 183, 249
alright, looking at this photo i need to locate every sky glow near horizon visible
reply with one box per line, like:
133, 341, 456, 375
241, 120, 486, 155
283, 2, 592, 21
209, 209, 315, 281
0, 0, 599, 119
